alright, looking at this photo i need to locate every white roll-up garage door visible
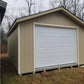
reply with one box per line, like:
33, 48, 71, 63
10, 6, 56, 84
34, 25, 77, 69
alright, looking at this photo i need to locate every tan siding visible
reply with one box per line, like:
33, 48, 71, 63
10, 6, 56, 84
32, 12, 78, 27
79, 26, 84, 64
20, 22, 34, 73
8, 27, 18, 71
19, 11, 83, 74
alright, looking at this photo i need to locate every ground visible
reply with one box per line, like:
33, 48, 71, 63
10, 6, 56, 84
1, 54, 84, 84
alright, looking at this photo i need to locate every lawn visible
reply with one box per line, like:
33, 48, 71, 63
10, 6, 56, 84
1, 54, 84, 84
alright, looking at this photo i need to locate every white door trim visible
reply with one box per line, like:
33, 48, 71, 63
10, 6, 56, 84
18, 24, 21, 74
34, 23, 78, 29
33, 23, 79, 70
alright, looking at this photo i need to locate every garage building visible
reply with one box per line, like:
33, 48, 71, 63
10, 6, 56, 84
8, 7, 84, 75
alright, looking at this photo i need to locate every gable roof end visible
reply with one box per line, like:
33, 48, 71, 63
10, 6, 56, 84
8, 7, 84, 37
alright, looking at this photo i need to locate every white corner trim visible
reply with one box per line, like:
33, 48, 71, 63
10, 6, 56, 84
77, 28, 79, 65
18, 24, 20, 74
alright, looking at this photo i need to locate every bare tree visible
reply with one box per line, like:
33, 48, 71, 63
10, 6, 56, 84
50, 0, 73, 10
81, 1, 84, 21
25, 0, 36, 15
71, 0, 84, 20
38, 0, 45, 13
49, 0, 84, 20
0, 27, 4, 43
49, 0, 60, 9
71, 0, 80, 15
18, 7, 28, 17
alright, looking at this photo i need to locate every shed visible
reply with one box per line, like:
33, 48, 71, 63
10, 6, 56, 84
8, 7, 84, 75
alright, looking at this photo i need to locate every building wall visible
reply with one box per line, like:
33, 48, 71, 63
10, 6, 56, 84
8, 27, 18, 71
20, 21, 34, 74
19, 11, 84, 74
79, 26, 84, 64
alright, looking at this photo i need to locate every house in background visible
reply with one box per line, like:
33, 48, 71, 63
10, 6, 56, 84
8, 7, 84, 76
0, 0, 7, 24
0, 0, 7, 54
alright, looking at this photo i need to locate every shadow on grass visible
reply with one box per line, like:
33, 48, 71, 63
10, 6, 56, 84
1, 55, 17, 75
1, 54, 18, 84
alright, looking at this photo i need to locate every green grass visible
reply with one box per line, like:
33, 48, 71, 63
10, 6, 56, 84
1, 54, 84, 84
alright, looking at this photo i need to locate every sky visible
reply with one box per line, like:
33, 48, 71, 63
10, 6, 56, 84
1, 0, 50, 33
1, 0, 84, 33
3, 0, 83, 9
4, 0, 49, 9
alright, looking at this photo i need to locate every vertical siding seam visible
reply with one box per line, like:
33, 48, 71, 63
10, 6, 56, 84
18, 24, 20, 74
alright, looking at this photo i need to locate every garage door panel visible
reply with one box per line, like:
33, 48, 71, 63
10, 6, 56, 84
35, 25, 77, 69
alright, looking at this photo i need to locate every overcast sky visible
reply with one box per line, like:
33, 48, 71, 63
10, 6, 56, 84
1, 0, 84, 33
3, 0, 83, 8
1, 0, 50, 33
4, 0, 49, 9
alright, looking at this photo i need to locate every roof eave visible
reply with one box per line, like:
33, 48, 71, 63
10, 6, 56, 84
61, 9, 84, 26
